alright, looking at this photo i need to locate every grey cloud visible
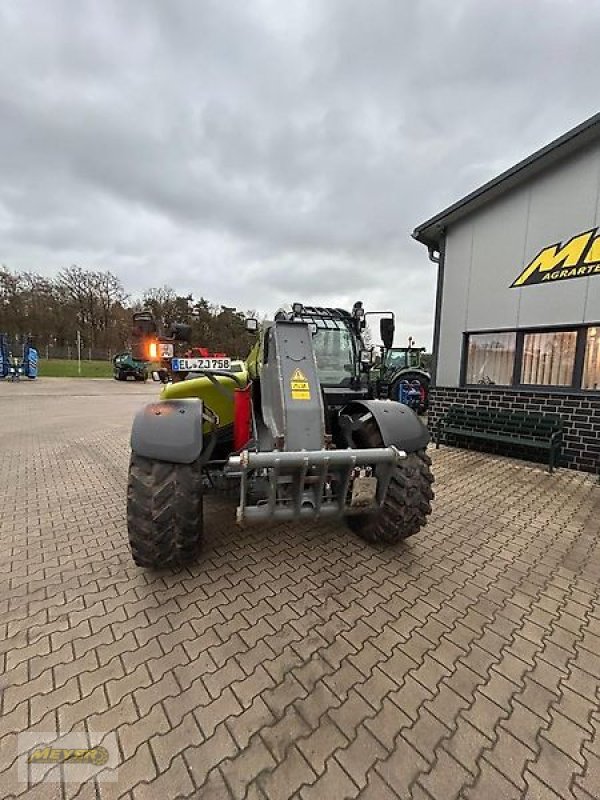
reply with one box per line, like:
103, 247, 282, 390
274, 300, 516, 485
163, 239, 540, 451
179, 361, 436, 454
1, 0, 600, 348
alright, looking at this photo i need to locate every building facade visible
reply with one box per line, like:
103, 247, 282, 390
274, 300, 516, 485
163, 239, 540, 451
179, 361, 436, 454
414, 114, 600, 472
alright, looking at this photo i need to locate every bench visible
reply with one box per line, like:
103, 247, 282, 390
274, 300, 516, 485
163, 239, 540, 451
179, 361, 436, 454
435, 405, 563, 472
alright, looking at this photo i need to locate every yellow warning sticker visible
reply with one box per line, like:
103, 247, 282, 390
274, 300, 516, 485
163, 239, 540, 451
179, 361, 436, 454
290, 368, 311, 400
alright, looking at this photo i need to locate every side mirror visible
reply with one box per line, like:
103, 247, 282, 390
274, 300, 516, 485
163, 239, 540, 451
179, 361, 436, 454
380, 317, 395, 350
359, 349, 371, 372
170, 323, 192, 343
245, 318, 259, 332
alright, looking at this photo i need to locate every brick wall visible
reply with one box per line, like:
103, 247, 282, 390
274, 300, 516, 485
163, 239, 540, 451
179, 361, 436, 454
429, 387, 599, 473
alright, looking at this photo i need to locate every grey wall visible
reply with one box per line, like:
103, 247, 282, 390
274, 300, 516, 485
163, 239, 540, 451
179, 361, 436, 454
437, 142, 600, 387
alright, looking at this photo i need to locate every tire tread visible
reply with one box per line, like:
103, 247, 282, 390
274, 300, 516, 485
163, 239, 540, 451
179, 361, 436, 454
347, 417, 434, 545
127, 454, 203, 568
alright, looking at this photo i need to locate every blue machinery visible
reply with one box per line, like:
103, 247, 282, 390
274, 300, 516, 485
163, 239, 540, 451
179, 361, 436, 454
396, 379, 423, 412
0, 334, 38, 380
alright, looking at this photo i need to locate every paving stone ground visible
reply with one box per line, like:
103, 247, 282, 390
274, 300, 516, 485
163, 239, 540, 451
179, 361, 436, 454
1, 378, 600, 800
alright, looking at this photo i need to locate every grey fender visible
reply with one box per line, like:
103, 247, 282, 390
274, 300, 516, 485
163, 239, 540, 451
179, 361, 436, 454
130, 399, 204, 464
343, 399, 430, 452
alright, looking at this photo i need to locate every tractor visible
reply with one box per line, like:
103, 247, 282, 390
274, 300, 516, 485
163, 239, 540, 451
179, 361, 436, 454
126, 301, 434, 568
375, 344, 431, 414
113, 352, 150, 382
128, 310, 243, 386
129, 310, 193, 382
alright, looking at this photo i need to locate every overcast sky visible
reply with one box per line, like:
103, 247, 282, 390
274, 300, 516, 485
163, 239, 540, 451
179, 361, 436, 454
2, 1, 600, 347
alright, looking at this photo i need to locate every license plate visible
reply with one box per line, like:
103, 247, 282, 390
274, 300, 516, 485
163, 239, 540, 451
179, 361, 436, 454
171, 357, 232, 372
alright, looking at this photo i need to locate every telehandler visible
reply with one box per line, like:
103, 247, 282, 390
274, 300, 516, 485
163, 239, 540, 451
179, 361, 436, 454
126, 302, 434, 568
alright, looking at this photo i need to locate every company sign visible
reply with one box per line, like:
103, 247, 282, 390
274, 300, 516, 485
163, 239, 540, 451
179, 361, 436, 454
511, 228, 600, 287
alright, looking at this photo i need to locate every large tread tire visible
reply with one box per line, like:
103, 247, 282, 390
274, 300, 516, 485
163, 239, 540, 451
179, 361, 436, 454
127, 454, 203, 568
346, 417, 434, 545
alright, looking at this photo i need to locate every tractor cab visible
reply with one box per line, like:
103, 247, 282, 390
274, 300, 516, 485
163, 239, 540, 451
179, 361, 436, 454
383, 346, 426, 372
246, 302, 389, 410
279, 304, 368, 395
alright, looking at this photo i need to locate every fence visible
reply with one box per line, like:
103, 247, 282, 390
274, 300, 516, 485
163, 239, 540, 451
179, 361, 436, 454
40, 346, 119, 362
2, 334, 124, 362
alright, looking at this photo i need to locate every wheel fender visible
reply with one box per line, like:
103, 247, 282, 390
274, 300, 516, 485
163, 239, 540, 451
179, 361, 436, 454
344, 399, 430, 452
130, 398, 204, 464
392, 368, 431, 385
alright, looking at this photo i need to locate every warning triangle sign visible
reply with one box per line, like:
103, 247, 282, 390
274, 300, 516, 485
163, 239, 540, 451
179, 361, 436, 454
292, 368, 307, 382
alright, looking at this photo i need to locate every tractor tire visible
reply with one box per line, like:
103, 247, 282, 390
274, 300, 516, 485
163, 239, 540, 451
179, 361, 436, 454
127, 454, 204, 568
346, 416, 434, 545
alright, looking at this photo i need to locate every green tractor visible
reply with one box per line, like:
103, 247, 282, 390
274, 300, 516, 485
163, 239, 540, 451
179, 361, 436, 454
126, 301, 434, 568
113, 352, 150, 382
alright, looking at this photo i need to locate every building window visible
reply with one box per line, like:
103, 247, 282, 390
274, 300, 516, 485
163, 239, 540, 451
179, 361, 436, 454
463, 325, 600, 391
583, 327, 600, 390
465, 332, 516, 385
520, 331, 577, 386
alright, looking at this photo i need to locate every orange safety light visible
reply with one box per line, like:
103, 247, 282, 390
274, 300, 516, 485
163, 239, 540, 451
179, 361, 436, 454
148, 341, 158, 360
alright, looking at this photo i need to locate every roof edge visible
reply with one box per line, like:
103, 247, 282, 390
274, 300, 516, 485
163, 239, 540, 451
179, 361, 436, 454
412, 111, 600, 248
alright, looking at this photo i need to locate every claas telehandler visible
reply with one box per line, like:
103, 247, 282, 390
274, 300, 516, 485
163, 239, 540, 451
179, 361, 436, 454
126, 301, 434, 568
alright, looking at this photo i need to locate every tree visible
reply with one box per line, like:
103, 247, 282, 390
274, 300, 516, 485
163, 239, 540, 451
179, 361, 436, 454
95, 271, 129, 346
142, 286, 194, 330
0, 267, 257, 360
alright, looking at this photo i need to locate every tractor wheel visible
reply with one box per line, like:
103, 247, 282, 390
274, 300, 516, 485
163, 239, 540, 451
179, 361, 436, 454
127, 454, 204, 568
346, 417, 434, 545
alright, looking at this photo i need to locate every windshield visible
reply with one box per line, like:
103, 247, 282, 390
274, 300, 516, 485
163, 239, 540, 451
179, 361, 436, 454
386, 350, 408, 369
311, 326, 355, 385
385, 349, 421, 370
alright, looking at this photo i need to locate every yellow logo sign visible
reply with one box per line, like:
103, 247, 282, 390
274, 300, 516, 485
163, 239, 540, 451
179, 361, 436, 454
290, 368, 311, 400
28, 746, 109, 766
511, 228, 600, 287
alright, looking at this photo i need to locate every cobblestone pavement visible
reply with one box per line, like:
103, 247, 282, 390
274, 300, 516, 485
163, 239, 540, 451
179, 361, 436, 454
1, 378, 600, 800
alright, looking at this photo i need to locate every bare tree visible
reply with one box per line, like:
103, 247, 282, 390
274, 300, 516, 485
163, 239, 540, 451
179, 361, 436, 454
0, 267, 258, 360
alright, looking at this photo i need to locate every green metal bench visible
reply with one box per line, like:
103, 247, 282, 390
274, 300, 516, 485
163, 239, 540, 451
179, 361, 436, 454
435, 405, 563, 472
